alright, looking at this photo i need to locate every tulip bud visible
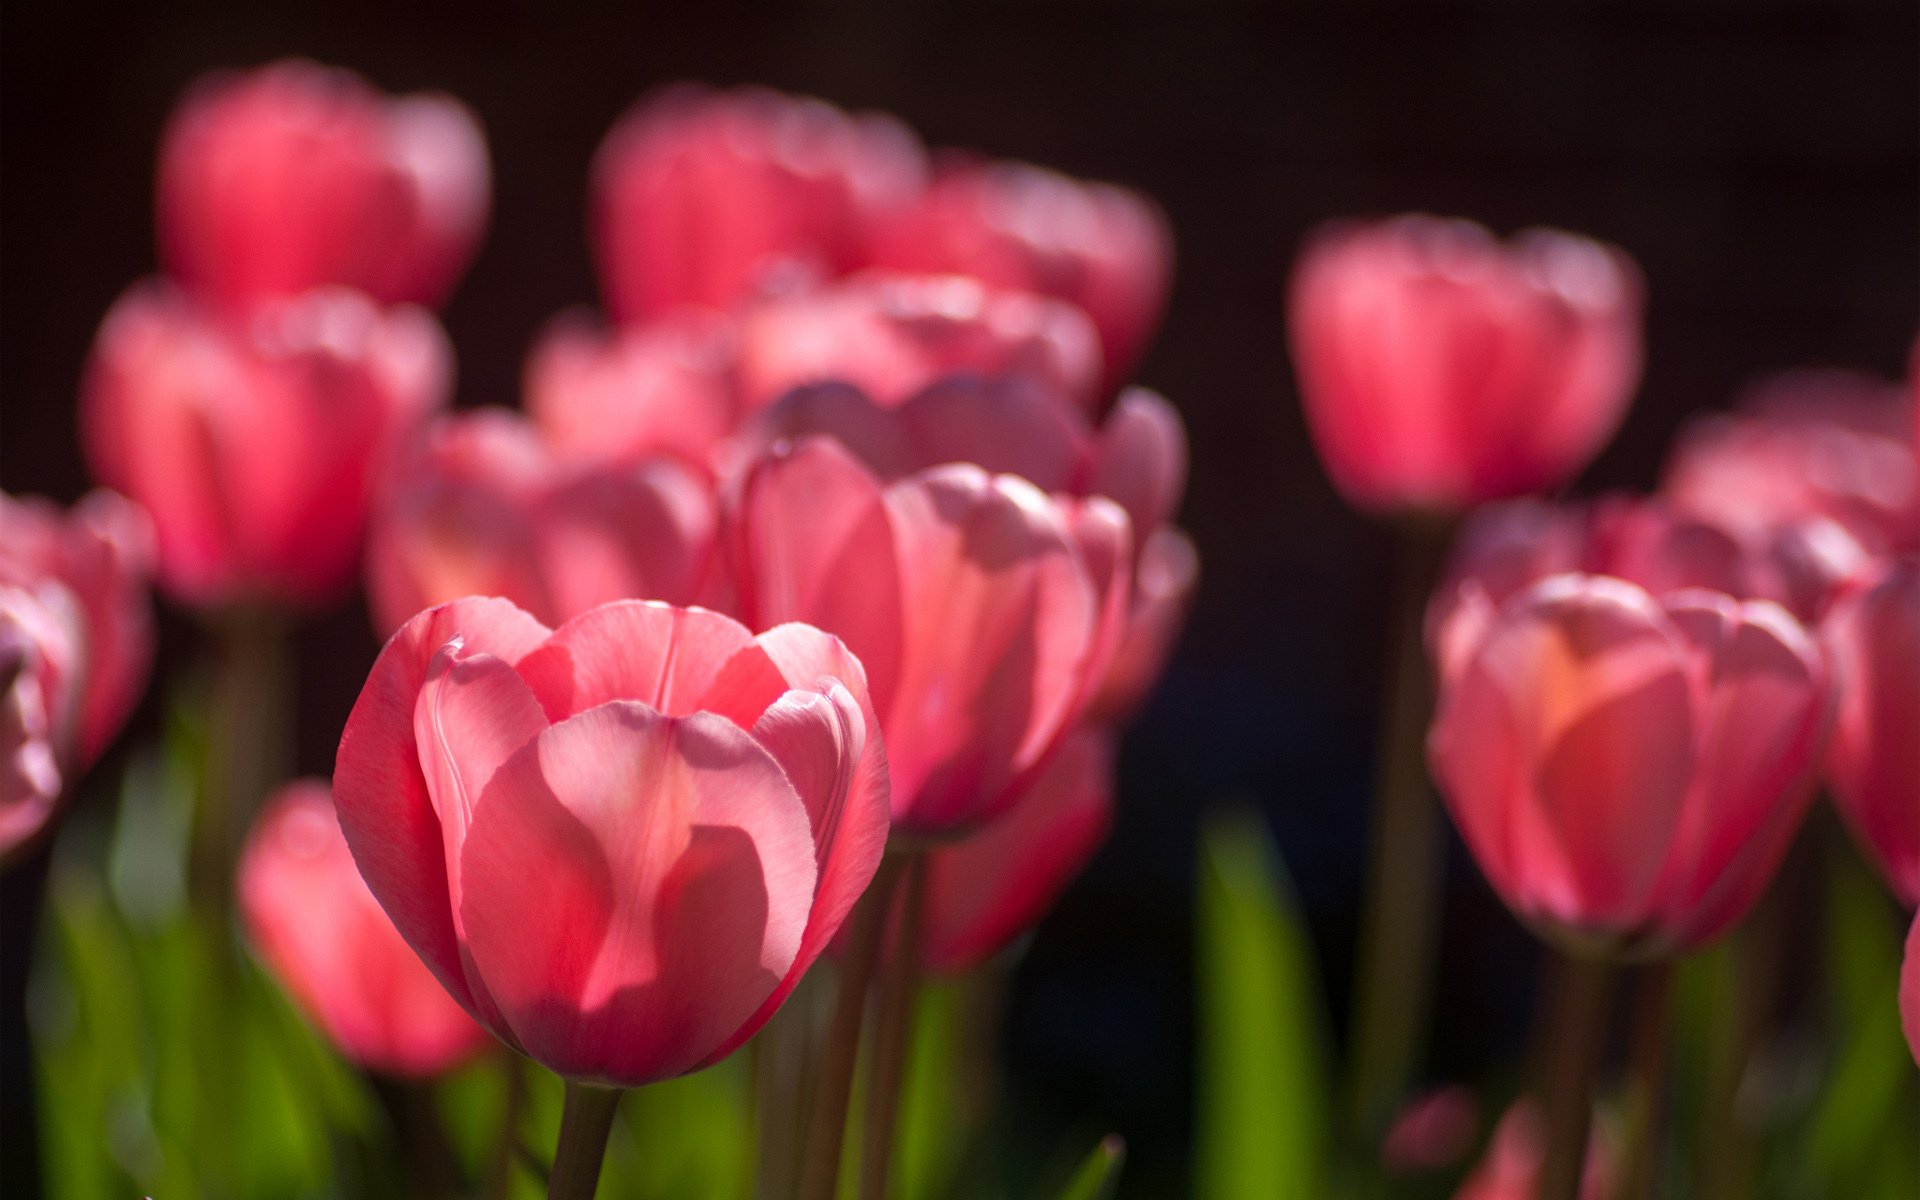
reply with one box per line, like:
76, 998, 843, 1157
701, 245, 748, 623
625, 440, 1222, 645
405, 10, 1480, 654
159, 58, 489, 312
1454, 1101, 1613, 1200
1288, 215, 1642, 515
1821, 558, 1920, 904
240, 780, 491, 1076
82, 283, 450, 608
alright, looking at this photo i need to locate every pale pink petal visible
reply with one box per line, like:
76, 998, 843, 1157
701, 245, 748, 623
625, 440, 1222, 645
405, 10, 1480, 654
516, 600, 759, 722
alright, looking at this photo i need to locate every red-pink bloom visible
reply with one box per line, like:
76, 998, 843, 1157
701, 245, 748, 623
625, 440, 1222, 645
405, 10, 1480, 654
240, 779, 490, 1076
1820, 558, 1920, 904
1288, 215, 1643, 515
2, 590, 78, 856
159, 59, 489, 312
1453, 1101, 1612, 1200
366, 409, 718, 634
726, 436, 1126, 836
733, 378, 1194, 725
0, 490, 154, 764
733, 271, 1105, 415
592, 85, 926, 323
1664, 369, 1920, 558
333, 598, 889, 1086
920, 728, 1113, 972
1902, 912, 1920, 1066
82, 283, 450, 608
1382, 1085, 1480, 1173
868, 157, 1171, 388
1429, 574, 1830, 956
524, 311, 739, 471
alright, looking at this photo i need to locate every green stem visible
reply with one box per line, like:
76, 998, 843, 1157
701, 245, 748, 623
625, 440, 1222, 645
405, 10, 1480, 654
755, 973, 828, 1200
797, 855, 905, 1200
1615, 962, 1673, 1200
191, 603, 289, 909
1538, 953, 1616, 1200
859, 853, 927, 1200
547, 1082, 623, 1200
487, 1053, 530, 1200
1343, 520, 1454, 1142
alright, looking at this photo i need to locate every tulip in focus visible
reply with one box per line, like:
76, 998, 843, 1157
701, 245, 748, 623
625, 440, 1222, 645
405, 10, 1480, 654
1820, 558, 1920, 904
333, 598, 889, 1086
593, 84, 926, 322
241, 779, 490, 1076
1288, 214, 1643, 515
1453, 1101, 1612, 1200
726, 420, 1132, 836
82, 283, 450, 608
869, 157, 1172, 388
733, 271, 1105, 414
0, 491, 154, 857
159, 58, 489, 312
920, 729, 1113, 972
366, 409, 719, 634
1428, 573, 1830, 956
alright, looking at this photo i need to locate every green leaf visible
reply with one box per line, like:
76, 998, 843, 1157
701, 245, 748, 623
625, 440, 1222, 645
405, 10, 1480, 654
1194, 810, 1330, 1199
1055, 1134, 1125, 1200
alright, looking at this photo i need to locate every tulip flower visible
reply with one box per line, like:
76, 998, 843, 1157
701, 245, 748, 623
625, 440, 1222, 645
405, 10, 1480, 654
1454, 1101, 1612, 1200
727, 434, 1126, 836
868, 157, 1171, 388
332, 597, 889, 1087
920, 728, 1113, 972
524, 311, 740, 470
366, 409, 719, 634
1288, 215, 1643, 516
1429, 574, 1830, 956
1902, 912, 1920, 1066
1820, 558, 1920, 904
1382, 1086, 1480, 1174
1, 491, 154, 857
240, 779, 490, 1076
159, 58, 489, 312
82, 283, 450, 608
592, 84, 926, 323
1664, 369, 1919, 558
733, 271, 1105, 415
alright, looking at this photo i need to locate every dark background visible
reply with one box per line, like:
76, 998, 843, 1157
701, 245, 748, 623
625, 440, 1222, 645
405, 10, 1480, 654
3, 1, 1916, 1195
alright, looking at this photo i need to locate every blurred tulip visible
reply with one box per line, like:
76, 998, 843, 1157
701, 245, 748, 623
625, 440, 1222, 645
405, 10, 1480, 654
1288, 215, 1643, 515
1664, 369, 1919, 557
868, 156, 1171, 388
82, 283, 450, 608
240, 779, 490, 1076
0, 490, 154, 763
1454, 1101, 1612, 1200
1902, 912, 1920, 1066
333, 598, 889, 1086
1087, 526, 1198, 723
524, 310, 739, 470
1821, 558, 1920, 904
1382, 1085, 1480, 1173
593, 84, 926, 322
734, 271, 1104, 414
1429, 574, 1829, 956
1, 589, 78, 855
920, 728, 1113, 972
159, 58, 489, 312
727, 437, 1125, 835
366, 409, 718, 634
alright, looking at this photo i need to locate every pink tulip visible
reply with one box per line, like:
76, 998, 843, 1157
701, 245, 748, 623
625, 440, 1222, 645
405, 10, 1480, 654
366, 409, 719, 634
524, 310, 740, 470
920, 728, 1113, 972
240, 780, 490, 1076
332, 597, 889, 1086
1454, 1101, 1612, 1200
1382, 1085, 1480, 1173
592, 85, 926, 323
1429, 574, 1830, 956
159, 59, 489, 312
1664, 369, 1919, 558
733, 271, 1104, 414
868, 157, 1171, 388
1902, 912, 1920, 1066
1, 590, 79, 855
82, 283, 450, 608
727, 436, 1126, 836
1288, 215, 1643, 515
0, 490, 154, 763
1820, 558, 1920, 904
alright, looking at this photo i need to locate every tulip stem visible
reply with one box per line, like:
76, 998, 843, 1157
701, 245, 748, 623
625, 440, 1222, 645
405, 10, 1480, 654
1538, 952, 1616, 1200
1343, 519, 1454, 1143
859, 852, 928, 1200
1615, 962, 1673, 1200
487, 1054, 530, 1200
797, 854, 905, 1200
547, 1081, 623, 1200
192, 603, 290, 909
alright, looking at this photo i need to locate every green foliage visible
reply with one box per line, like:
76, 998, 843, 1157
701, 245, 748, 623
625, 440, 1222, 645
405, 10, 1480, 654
1054, 1135, 1125, 1200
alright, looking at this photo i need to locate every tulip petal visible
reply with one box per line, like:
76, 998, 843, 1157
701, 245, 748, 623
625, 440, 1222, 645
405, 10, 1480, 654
517, 599, 759, 721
